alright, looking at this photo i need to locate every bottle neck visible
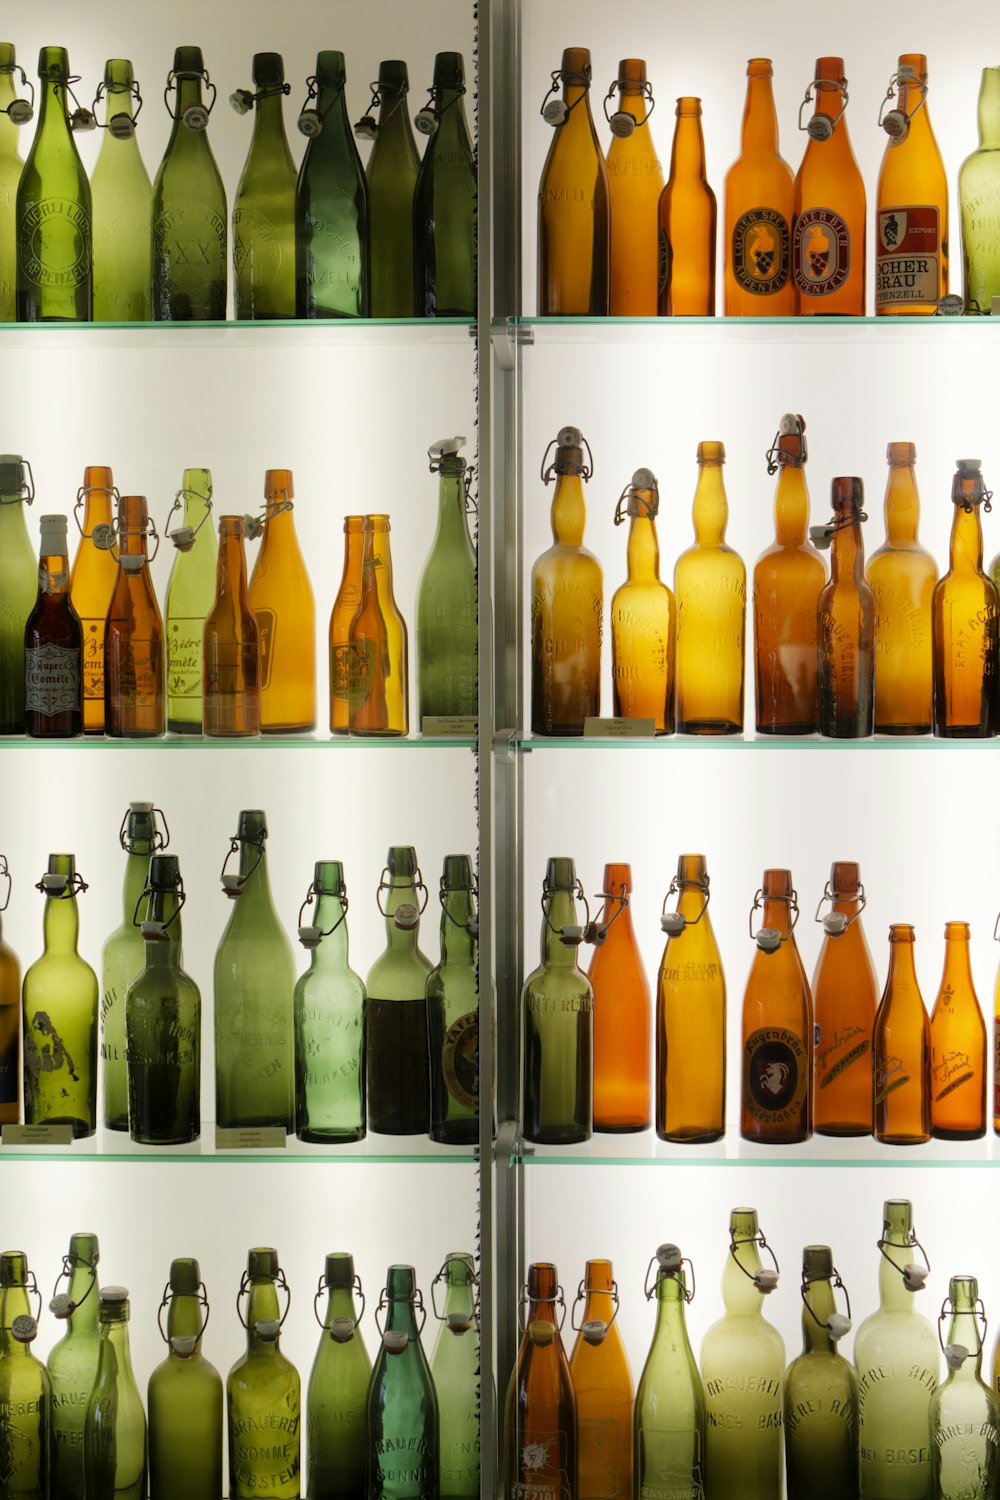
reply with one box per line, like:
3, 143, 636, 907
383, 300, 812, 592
773, 465, 809, 545
0, 68, 18, 157
82, 489, 114, 540
670, 110, 706, 180
652, 1273, 689, 1341
692, 465, 728, 546
99, 1319, 137, 1383
801, 1277, 836, 1355
375, 83, 414, 153
829, 514, 865, 582
884, 467, 920, 544
442, 1272, 476, 1325
239, 839, 275, 905
626, 514, 661, 582
440, 889, 475, 966
741, 73, 778, 156
246, 1278, 282, 1352
166, 1291, 204, 1354
978, 69, 1000, 149
144, 889, 184, 970
550, 473, 586, 547
897, 74, 934, 152
940, 932, 975, 991
250, 87, 288, 151
885, 939, 919, 996
117, 501, 150, 570
322, 1282, 359, 1326
722, 1237, 764, 1318
44, 895, 80, 955
39, 550, 71, 596
38, 73, 72, 136
315, 80, 351, 146
384, 1291, 420, 1337
371, 528, 399, 612
949, 504, 985, 573
540, 889, 581, 969
259, 490, 296, 551
761, 896, 794, 936
65, 1262, 99, 1336
216, 529, 250, 602
121, 844, 153, 925
0, 1282, 31, 1358
434, 473, 470, 544
879, 1224, 919, 1314
383, 877, 422, 954
309, 891, 349, 970
434, 86, 470, 150
945, 1297, 983, 1381
168, 74, 208, 153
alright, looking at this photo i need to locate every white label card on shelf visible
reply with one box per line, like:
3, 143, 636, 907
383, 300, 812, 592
215, 1127, 287, 1151
422, 716, 479, 737
583, 717, 656, 739
2, 1124, 73, 1146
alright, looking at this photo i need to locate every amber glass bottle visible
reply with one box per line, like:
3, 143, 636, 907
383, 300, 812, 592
873, 924, 931, 1145
328, 516, 363, 734
587, 863, 650, 1132
203, 516, 261, 738
724, 59, 794, 315
674, 442, 745, 735
70, 466, 118, 734
104, 494, 164, 739
933, 459, 999, 738
931, 921, 986, 1140
656, 853, 725, 1142
348, 514, 409, 736
793, 58, 866, 315
537, 48, 609, 315
817, 477, 876, 738
508, 1263, 577, 1500
610, 468, 675, 732
741, 868, 812, 1144
811, 861, 877, 1136
569, 1259, 634, 1500
658, 98, 716, 316
248, 469, 316, 734
866, 442, 937, 735
607, 60, 663, 315
876, 55, 948, 313
753, 415, 824, 734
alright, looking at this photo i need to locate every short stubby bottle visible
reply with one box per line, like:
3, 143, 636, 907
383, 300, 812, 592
367, 1264, 439, 1500
294, 860, 366, 1144
227, 1248, 300, 1500
635, 1244, 705, 1500
783, 1245, 858, 1500
83, 1286, 148, 1500
568, 1258, 634, 1500
606, 59, 663, 315
307, 1252, 370, 1500
506, 1262, 576, 1500
148, 1257, 224, 1500
101, 799, 160, 1132
537, 47, 609, 315
48, 1231, 101, 1500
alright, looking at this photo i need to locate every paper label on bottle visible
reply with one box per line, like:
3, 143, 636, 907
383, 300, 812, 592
731, 207, 791, 294
2, 1123, 73, 1146
254, 608, 276, 688
815, 1022, 870, 1089
512, 1429, 573, 1500
18, 198, 92, 288
742, 1027, 808, 1125
442, 1011, 479, 1110
583, 717, 655, 738
422, 715, 478, 737
215, 1127, 286, 1150
793, 206, 851, 296
78, 618, 106, 702
41, 566, 69, 594
330, 640, 353, 706
167, 620, 203, 701
24, 643, 80, 717
875, 205, 939, 307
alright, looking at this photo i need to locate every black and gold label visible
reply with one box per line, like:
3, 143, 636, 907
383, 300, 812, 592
731, 207, 790, 294
793, 206, 850, 295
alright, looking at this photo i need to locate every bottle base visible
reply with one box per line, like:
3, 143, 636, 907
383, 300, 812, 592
656, 1127, 725, 1144
167, 718, 203, 736
369, 1119, 427, 1135
594, 1120, 651, 1134
934, 725, 994, 739
677, 720, 741, 736
755, 723, 816, 736
296, 1128, 367, 1144
531, 724, 584, 737
522, 1127, 592, 1145
104, 1116, 129, 1133
874, 1132, 931, 1145
262, 722, 317, 736
875, 723, 931, 736
815, 1124, 872, 1137
429, 1122, 479, 1145
932, 1125, 986, 1141
741, 1128, 813, 1146
131, 1130, 200, 1146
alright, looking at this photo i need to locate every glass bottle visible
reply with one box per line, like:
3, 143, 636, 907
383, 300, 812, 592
0, 45, 25, 322
214, 810, 295, 1131
427, 854, 481, 1145
960, 68, 1000, 314
295, 50, 369, 319
204, 516, 261, 737
811, 861, 877, 1136
506, 1262, 576, 1500
724, 59, 794, 315
873, 924, 931, 1145
164, 467, 217, 733
610, 466, 676, 732
932, 1276, 1000, 1497
607, 59, 663, 315
866, 442, 937, 735
151, 46, 227, 320
933, 459, 999, 738
537, 47, 609, 315
741, 868, 813, 1144
365, 845, 432, 1135
70, 465, 119, 733
588, 862, 650, 1132
227, 1249, 300, 1500
656, 853, 725, 1143
104, 493, 165, 738
248, 468, 316, 733
416, 438, 478, 725
91, 59, 152, 321
876, 55, 948, 314
102, 799, 160, 1131
0, 456, 36, 733
531, 425, 603, 736
521, 857, 594, 1145
365, 60, 419, 318
930, 920, 986, 1140
16, 46, 92, 321
233, 52, 296, 320
24, 512, 83, 738
674, 442, 746, 735
368, 1264, 438, 1500
817, 477, 876, 739
294, 860, 366, 1144
148, 1258, 224, 1500
83, 1286, 147, 1500
430, 1253, 480, 1500
348, 514, 409, 736
635, 1244, 705, 1500
414, 51, 476, 318
753, 414, 825, 734
307, 1253, 370, 1500
0, 857, 18, 1124
0, 1250, 51, 1498
569, 1258, 634, 1500
784, 1246, 858, 1500
22, 853, 97, 1137
658, 96, 716, 316
701, 1209, 785, 1500
329, 516, 364, 734
48, 1232, 101, 1500
854, 1199, 939, 1498
793, 58, 866, 314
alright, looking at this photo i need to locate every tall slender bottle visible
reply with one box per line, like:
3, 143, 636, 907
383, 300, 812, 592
876, 55, 948, 313
960, 68, 1000, 313
414, 52, 476, 317
148, 1258, 224, 1500
329, 516, 364, 733
588, 862, 650, 1132
658, 97, 716, 315
22, 853, 97, 1136
866, 443, 937, 735
368, 1264, 439, 1500
348, 514, 409, 736
294, 860, 366, 1143
227, 1249, 300, 1500
741, 868, 813, 1144
91, 59, 152, 321
24, 512, 83, 738
811, 861, 877, 1136
657, 853, 725, 1143
0, 857, 18, 1124
610, 466, 676, 732
793, 58, 866, 314
151, 47, 227, 320
427, 854, 481, 1145
507, 1263, 576, 1500
873, 924, 931, 1145
48, 1231, 101, 1500
816, 477, 876, 738
365, 845, 433, 1134
537, 48, 609, 315
70, 465, 119, 732
295, 51, 369, 318
569, 1258, 634, 1500
232, 53, 296, 320
931, 1276, 1000, 1496
102, 800, 160, 1131
0, 456, 36, 733
83, 1287, 147, 1500
307, 1253, 370, 1500
204, 515, 261, 737
784, 1246, 858, 1500
724, 59, 794, 314
416, 438, 478, 725
635, 1244, 704, 1500
607, 59, 663, 315
0, 1250, 51, 1498
104, 493, 165, 737
214, 811, 296, 1131
930, 920, 986, 1140
0, 45, 26, 320
164, 467, 217, 733
933, 459, 999, 737
430, 1253, 480, 1500
364, 61, 419, 318
248, 468, 316, 733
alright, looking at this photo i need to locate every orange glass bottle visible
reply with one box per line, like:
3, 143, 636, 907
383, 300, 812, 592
507, 1262, 577, 1500
792, 57, 866, 315
741, 868, 812, 1145
658, 97, 716, 316
875, 55, 948, 314
588, 863, 650, 1133
247, 468, 316, 734
610, 467, 675, 732
104, 494, 164, 739
328, 515, 364, 734
816, 477, 876, 738
724, 59, 794, 315
656, 854, 725, 1143
348, 514, 409, 736
931, 921, 986, 1140
537, 48, 610, 315
569, 1259, 634, 1500
873, 924, 931, 1145
69, 465, 118, 733
607, 60, 663, 315
811, 861, 877, 1136
203, 515, 261, 738
933, 459, 999, 738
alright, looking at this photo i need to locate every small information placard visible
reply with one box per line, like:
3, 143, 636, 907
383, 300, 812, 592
422, 716, 479, 738
583, 717, 656, 739
2, 1123, 74, 1147
215, 1127, 287, 1151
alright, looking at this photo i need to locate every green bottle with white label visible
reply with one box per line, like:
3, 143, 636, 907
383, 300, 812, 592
228, 1248, 300, 1500
91, 59, 152, 321
165, 467, 217, 733
0, 1250, 51, 1500
307, 1253, 370, 1500
48, 1232, 101, 1500
148, 1258, 224, 1500
233, 53, 296, 319
101, 801, 160, 1131
151, 47, 226, 319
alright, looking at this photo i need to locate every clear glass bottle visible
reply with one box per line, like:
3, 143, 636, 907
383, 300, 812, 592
365, 60, 419, 319
568, 1258, 634, 1500
416, 438, 478, 725
0, 456, 39, 734
227, 1248, 300, 1500
367, 1264, 439, 1500
873, 924, 931, 1145
148, 1258, 223, 1500
164, 467, 217, 734
24, 512, 83, 738
537, 48, 609, 315
930, 920, 987, 1140
427, 854, 482, 1145
960, 67, 1000, 313
635, 1245, 705, 1500
91, 59, 152, 321
104, 493, 165, 738
294, 860, 366, 1143
0, 45, 25, 322
203, 515, 261, 738
83, 1286, 148, 1500
248, 468, 316, 734
784, 1246, 858, 1500
365, 845, 433, 1134
101, 799, 160, 1131
931, 1275, 1000, 1498
414, 52, 476, 317
48, 1231, 101, 1500
295, 51, 369, 319
610, 466, 676, 732
232, 52, 296, 320
607, 60, 663, 315
656, 853, 726, 1143
70, 464, 119, 733
307, 1252, 370, 1500
0, 1249, 51, 1500
430, 1253, 480, 1500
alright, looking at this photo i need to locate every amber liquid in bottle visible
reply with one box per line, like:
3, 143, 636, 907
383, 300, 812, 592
537, 47, 609, 315
203, 516, 261, 738
610, 473, 675, 732
933, 460, 999, 738
811, 861, 877, 1136
741, 868, 812, 1144
817, 477, 875, 738
248, 468, 316, 734
569, 1259, 634, 1500
69, 465, 118, 734
104, 494, 164, 738
876, 54, 948, 314
328, 515, 363, 734
658, 97, 716, 316
348, 514, 409, 736
608, 60, 663, 315
931, 921, 986, 1140
507, 1262, 577, 1500
724, 59, 795, 315
793, 57, 866, 315
656, 854, 725, 1143
588, 863, 651, 1132
873, 923, 931, 1145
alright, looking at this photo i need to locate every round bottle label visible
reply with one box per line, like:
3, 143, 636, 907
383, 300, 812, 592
731, 207, 790, 294
743, 1027, 808, 1123
793, 206, 851, 295
442, 1011, 479, 1109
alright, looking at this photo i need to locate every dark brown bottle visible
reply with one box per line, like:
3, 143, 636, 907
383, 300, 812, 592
104, 494, 164, 738
816, 477, 876, 738
24, 514, 83, 738
506, 1262, 577, 1500
741, 868, 813, 1144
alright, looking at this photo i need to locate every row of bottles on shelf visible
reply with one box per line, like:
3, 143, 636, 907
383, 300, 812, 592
533, 421, 999, 739
539, 47, 1000, 317
0, 442, 477, 739
0, 1234, 480, 1500
510, 1200, 991, 1500
0, 806, 485, 1146
0, 42, 475, 322
522, 855, 995, 1148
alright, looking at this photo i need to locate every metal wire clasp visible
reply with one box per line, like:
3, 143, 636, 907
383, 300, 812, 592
809, 508, 868, 549
164, 480, 213, 552
377, 866, 429, 930
0, 855, 10, 913
314, 1272, 365, 1342
539, 64, 591, 128
376, 1286, 427, 1352
660, 870, 710, 937
243, 493, 293, 542
92, 77, 143, 138
814, 880, 866, 937
541, 427, 593, 484
798, 77, 847, 141
119, 805, 170, 854
157, 1279, 210, 1356
297, 70, 345, 138
230, 78, 290, 116
414, 78, 465, 137
730, 1224, 780, 1294
765, 413, 807, 474
938, 1293, 987, 1369
73, 478, 121, 540
801, 1264, 852, 1339
431, 1255, 479, 1333
1, 1269, 41, 1344
571, 1274, 621, 1344
603, 74, 654, 137
644, 1243, 696, 1302
0, 456, 34, 506
518, 1281, 566, 1332
47, 70, 96, 131
353, 76, 408, 140
237, 1266, 291, 1341
220, 828, 266, 898
298, 878, 349, 948
440, 876, 479, 940
877, 1223, 930, 1292
165, 66, 216, 131
35, 869, 88, 900
132, 876, 186, 942
879, 66, 927, 140
614, 468, 659, 525
95, 512, 160, 571
0, 60, 34, 124
49, 1249, 98, 1320
749, 888, 799, 953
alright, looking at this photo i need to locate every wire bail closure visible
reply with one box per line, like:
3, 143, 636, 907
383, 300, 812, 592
165, 67, 216, 131
765, 413, 807, 474
0, 855, 10, 914
809, 507, 868, 550
749, 888, 799, 953
157, 1279, 210, 1355
50, 1249, 98, 1320
660, 871, 710, 936
220, 829, 266, 898
353, 76, 407, 140
440, 876, 479, 940
298, 878, 349, 948
0, 456, 34, 507
243, 494, 293, 543
1, 62, 34, 124
377, 866, 429, 930
119, 805, 170, 854
376, 1286, 427, 1352
877, 1223, 931, 1292
95, 512, 160, 570
133, 877, 186, 942
2, 1271, 41, 1344
431, 1255, 479, 1333
314, 1272, 365, 1342
74, 479, 121, 540
164, 481, 213, 552
815, 880, 866, 936
93, 78, 143, 138
230, 78, 290, 115
613, 468, 659, 525
297, 71, 345, 138
541, 427, 594, 484
539, 65, 591, 128
938, 1294, 987, 1369
35, 869, 88, 900
801, 1265, 852, 1339
237, 1266, 290, 1341
730, 1225, 780, 1294
644, 1243, 696, 1303
518, 1281, 566, 1333
571, 1275, 621, 1344
603, 76, 654, 138
879, 67, 927, 140
798, 78, 847, 141
954, 460, 993, 514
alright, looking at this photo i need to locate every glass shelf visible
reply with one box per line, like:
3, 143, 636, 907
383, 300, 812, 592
0, 317, 475, 349
0, 1124, 477, 1166
0, 735, 476, 751
512, 733, 992, 752
511, 315, 994, 347
510, 1128, 1000, 1168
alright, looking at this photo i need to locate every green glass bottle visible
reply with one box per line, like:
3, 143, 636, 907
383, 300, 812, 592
960, 69, 1000, 315
931, 1275, 999, 1498
16, 46, 92, 321
295, 51, 369, 318
635, 1244, 705, 1500
47, 1231, 101, 1500
365, 846, 433, 1135
83, 1287, 147, 1500
102, 800, 160, 1131
232, 53, 296, 320
0, 46, 27, 321
363, 61, 419, 317
416, 438, 477, 726
430, 1253, 480, 1500
0, 855, 19, 1124
0, 1250, 50, 1499
148, 1258, 224, 1500
164, 467, 217, 733
294, 860, 365, 1143
91, 59, 152, 321
215, 810, 295, 1131
307, 1253, 371, 1500
22, 853, 97, 1137
228, 1248, 300, 1500
413, 53, 476, 316
0, 456, 36, 733
427, 854, 480, 1145
368, 1264, 439, 1500
151, 47, 226, 320
784, 1246, 858, 1500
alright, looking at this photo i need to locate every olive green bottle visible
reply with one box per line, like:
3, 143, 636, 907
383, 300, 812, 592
164, 467, 217, 733
365, 845, 433, 1134
0, 45, 27, 321
0, 1250, 51, 1499
635, 1245, 705, 1500
233, 53, 296, 319
427, 854, 480, 1144
416, 438, 478, 725
960, 69, 1000, 314
83, 1287, 147, 1500
931, 1275, 1000, 1497
295, 51, 370, 318
151, 47, 226, 320
48, 1233, 101, 1500
0, 455, 37, 732
307, 1253, 370, 1500
413, 52, 476, 316
784, 1246, 858, 1500
429, 1253, 480, 1500
228, 1248, 300, 1500
294, 860, 366, 1143
148, 1258, 224, 1500
368, 1264, 439, 1500
91, 59, 152, 321
364, 60, 419, 317
102, 800, 160, 1131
